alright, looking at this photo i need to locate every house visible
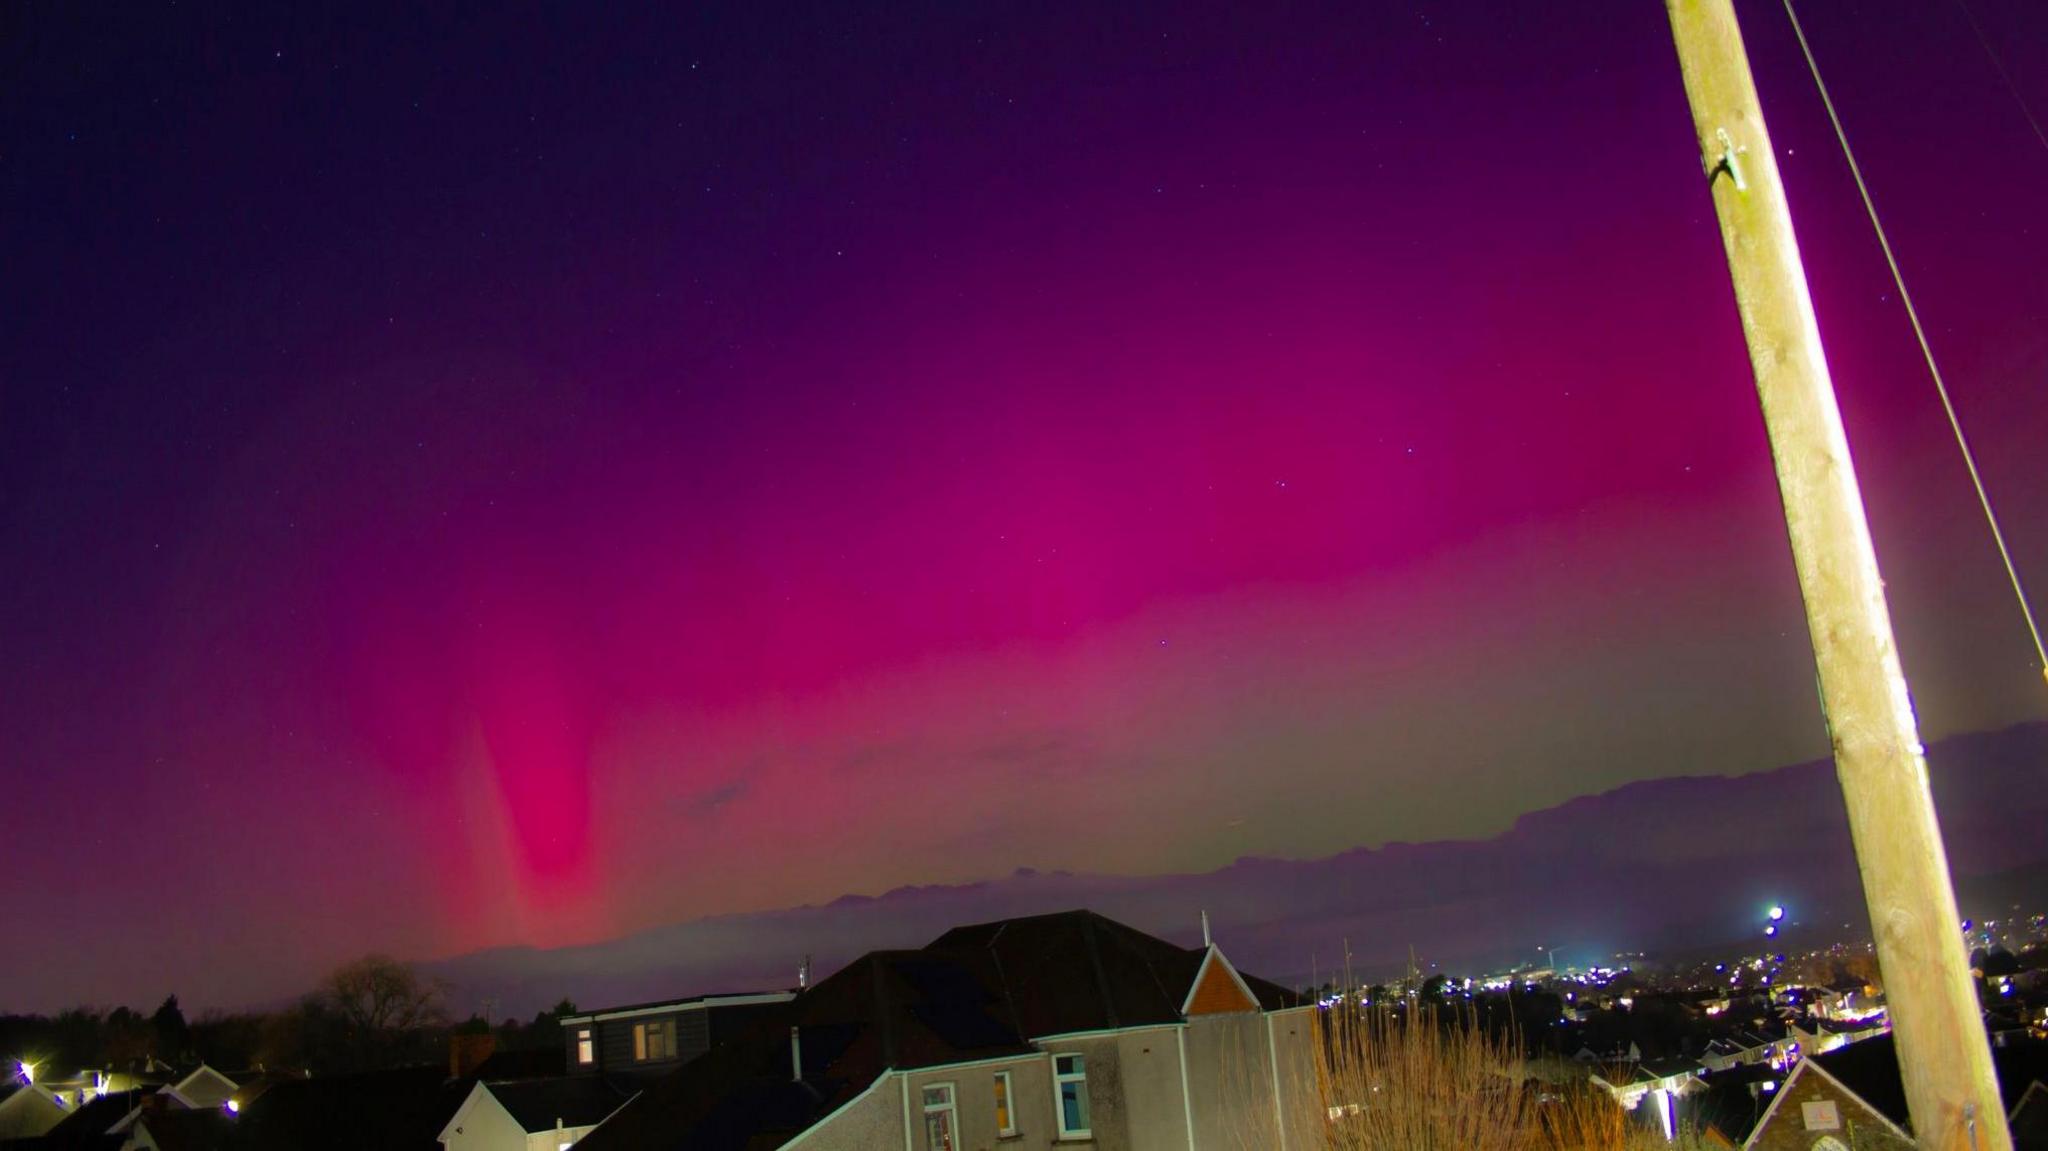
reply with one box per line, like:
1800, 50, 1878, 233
1699, 1026, 1802, 1074
10, 1070, 128, 1116
1679, 1062, 1782, 1148
439, 1077, 635, 1151
156, 1068, 237, 1114
81, 1067, 469, 1151
1735, 1057, 1913, 1151
575, 908, 1317, 1151
102, 1067, 243, 1146
0, 1083, 70, 1140
451, 1038, 565, 1084
1727, 1034, 2048, 1150
1786, 1017, 1887, 1060
216, 1067, 471, 1151
11, 1088, 149, 1148
11, 1087, 146, 1150
118, 1108, 233, 1151
560, 993, 794, 1084
1590, 1057, 1702, 1139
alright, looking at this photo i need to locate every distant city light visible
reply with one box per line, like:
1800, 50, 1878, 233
225, 1100, 240, 1114
1765, 924, 1778, 937
1768, 906, 1785, 922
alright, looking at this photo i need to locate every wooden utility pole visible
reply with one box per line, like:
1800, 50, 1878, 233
1661, 1, 2011, 1148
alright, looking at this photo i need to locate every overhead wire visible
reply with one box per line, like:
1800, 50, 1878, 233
1952, 0, 2048, 159
1778, 0, 2048, 687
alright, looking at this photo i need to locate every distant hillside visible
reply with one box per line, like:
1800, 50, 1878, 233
425, 723, 2048, 1015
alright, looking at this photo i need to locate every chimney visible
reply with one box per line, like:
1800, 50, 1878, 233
450, 1033, 497, 1080
790, 1027, 803, 1083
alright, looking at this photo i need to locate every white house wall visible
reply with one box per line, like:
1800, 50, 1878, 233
780, 1073, 903, 1151
1040, 1035, 1137, 1151
789, 1011, 1324, 1151
1267, 1008, 1323, 1150
441, 1088, 530, 1151
1183, 1012, 1276, 1149
0, 1089, 66, 1140
524, 1123, 598, 1150
1110, 1028, 1194, 1151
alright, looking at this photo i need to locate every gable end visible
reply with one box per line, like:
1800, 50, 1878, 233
1181, 946, 1261, 1017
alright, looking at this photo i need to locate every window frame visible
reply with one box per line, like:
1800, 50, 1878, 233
575, 1028, 594, 1066
920, 1081, 959, 1151
632, 1019, 675, 1062
993, 1069, 1017, 1137
1052, 1053, 1092, 1139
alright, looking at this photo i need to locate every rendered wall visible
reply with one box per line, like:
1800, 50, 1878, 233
1182, 1008, 1320, 1151
442, 1090, 529, 1151
523, 1121, 598, 1150
0, 1091, 64, 1140
1183, 1013, 1271, 1151
1112, 1028, 1194, 1151
900, 1057, 1052, 1151
788, 1075, 904, 1151
1045, 1036, 1134, 1151
797, 1013, 1320, 1151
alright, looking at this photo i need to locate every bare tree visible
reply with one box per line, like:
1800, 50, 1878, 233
322, 955, 445, 1036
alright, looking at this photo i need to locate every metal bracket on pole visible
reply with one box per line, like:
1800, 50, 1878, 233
1710, 128, 1747, 191
1663, 0, 2013, 1146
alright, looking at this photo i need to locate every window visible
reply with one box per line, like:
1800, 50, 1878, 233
633, 1019, 675, 1061
993, 1070, 1016, 1137
921, 1083, 958, 1151
575, 1028, 594, 1065
1053, 1054, 1091, 1138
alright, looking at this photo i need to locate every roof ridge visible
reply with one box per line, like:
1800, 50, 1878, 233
869, 954, 898, 1070
1078, 914, 1121, 1030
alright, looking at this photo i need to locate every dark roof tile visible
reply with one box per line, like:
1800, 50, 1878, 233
1813, 1033, 2048, 1136
577, 909, 1300, 1151
486, 1077, 633, 1132
222, 1067, 464, 1151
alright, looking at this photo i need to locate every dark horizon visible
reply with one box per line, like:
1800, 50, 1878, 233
5, 0, 2046, 1017
409, 720, 2048, 1021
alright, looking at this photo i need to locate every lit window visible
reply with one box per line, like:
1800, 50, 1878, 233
632, 1019, 675, 1061
1053, 1054, 1091, 1138
921, 1082, 958, 1151
576, 1028, 594, 1065
993, 1070, 1016, 1136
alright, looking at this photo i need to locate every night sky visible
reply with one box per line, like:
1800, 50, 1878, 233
4, 0, 2045, 1013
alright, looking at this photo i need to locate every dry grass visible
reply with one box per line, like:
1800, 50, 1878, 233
1280, 1002, 1710, 1151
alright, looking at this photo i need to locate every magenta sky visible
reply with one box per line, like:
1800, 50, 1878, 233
4, 0, 2045, 1013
